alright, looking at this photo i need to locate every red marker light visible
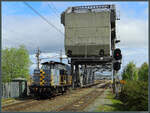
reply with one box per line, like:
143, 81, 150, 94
114, 48, 122, 60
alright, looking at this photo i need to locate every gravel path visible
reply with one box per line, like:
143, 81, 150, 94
20, 87, 95, 112
83, 88, 112, 112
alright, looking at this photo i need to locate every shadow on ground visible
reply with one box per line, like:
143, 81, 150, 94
103, 103, 127, 111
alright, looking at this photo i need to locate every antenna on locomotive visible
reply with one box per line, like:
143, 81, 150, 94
36, 47, 41, 70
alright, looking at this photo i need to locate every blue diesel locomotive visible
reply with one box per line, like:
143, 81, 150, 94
29, 61, 72, 97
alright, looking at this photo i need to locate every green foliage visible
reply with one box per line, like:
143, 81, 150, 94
2, 45, 31, 82
120, 62, 148, 111
119, 81, 148, 111
138, 62, 148, 81
122, 61, 138, 81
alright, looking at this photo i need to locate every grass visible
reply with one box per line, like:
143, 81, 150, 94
95, 89, 125, 112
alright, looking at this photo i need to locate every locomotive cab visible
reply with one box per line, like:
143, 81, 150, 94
29, 61, 72, 97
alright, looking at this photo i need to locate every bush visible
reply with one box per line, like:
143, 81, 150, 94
119, 81, 148, 111
138, 62, 148, 81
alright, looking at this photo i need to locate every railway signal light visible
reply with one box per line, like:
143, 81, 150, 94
113, 62, 121, 71
113, 48, 122, 60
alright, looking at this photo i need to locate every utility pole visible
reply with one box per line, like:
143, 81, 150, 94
60, 49, 62, 63
112, 69, 116, 93
36, 48, 41, 70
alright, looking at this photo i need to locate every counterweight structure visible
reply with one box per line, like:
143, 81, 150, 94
61, 5, 121, 88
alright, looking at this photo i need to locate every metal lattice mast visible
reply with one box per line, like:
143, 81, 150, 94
36, 48, 41, 70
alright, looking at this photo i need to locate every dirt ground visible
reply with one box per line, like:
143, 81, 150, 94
5, 87, 95, 112
3, 83, 118, 112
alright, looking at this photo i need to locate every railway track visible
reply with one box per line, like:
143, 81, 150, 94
2, 93, 65, 112
2, 98, 39, 111
55, 82, 109, 112
2, 81, 108, 112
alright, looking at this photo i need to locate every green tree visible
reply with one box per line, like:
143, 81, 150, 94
2, 45, 31, 82
120, 62, 148, 111
122, 61, 138, 81
138, 62, 148, 81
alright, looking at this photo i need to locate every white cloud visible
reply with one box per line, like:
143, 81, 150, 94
116, 17, 148, 48
120, 47, 148, 68
138, 2, 148, 5
2, 15, 64, 54
144, 7, 148, 15
2, 3, 148, 74
2, 4, 148, 53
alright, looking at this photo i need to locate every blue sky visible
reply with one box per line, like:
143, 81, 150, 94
2, 2, 148, 18
2, 1, 149, 75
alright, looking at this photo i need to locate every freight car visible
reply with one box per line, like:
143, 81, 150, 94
29, 61, 72, 97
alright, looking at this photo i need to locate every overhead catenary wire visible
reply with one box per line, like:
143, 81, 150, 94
22, 2, 69, 62
47, 2, 64, 30
23, 2, 64, 36
47, 3, 60, 18
51, 2, 60, 14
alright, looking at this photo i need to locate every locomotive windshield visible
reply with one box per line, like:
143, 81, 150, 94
41, 64, 50, 70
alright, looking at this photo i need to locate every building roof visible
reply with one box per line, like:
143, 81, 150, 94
65, 4, 116, 14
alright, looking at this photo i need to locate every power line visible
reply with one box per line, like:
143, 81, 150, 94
47, 3, 59, 18
23, 2, 64, 36
51, 2, 60, 14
